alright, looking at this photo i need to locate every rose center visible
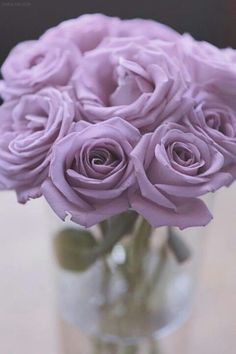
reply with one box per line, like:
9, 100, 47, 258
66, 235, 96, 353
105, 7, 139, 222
89, 148, 118, 166
109, 59, 154, 106
28, 54, 45, 68
206, 111, 235, 137
168, 142, 196, 167
174, 146, 193, 162
13, 104, 48, 133
24, 105, 48, 132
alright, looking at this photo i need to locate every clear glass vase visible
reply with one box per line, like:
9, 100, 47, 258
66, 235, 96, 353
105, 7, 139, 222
48, 198, 212, 354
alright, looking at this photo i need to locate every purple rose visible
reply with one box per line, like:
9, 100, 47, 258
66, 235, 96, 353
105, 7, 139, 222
0, 38, 81, 100
118, 18, 180, 41
0, 87, 75, 202
130, 122, 232, 229
186, 90, 236, 178
41, 14, 179, 54
169, 34, 236, 92
72, 37, 190, 132
41, 14, 121, 53
42, 118, 140, 227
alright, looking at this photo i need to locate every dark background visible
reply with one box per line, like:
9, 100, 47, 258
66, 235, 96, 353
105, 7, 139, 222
0, 0, 236, 65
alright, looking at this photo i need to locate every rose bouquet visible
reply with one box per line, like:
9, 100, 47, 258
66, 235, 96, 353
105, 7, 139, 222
0, 13, 235, 351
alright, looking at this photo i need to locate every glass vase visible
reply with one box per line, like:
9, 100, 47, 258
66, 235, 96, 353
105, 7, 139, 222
48, 199, 212, 354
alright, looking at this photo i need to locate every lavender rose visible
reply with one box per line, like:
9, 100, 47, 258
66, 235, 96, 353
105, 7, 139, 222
41, 14, 180, 54
0, 38, 80, 100
42, 118, 140, 227
41, 14, 121, 53
118, 18, 180, 41
0, 87, 75, 202
130, 122, 232, 229
72, 37, 190, 132
186, 90, 236, 178
166, 34, 236, 95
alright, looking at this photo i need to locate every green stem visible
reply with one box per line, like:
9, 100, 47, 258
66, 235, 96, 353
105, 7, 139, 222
149, 338, 162, 354
94, 232, 127, 258
92, 337, 103, 354
92, 339, 140, 354
95, 211, 139, 258
99, 220, 109, 238
101, 259, 111, 304
128, 217, 152, 275
93, 339, 120, 354
119, 344, 138, 354
167, 227, 191, 263
146, 244, 167, 297
132, 217, 152, 258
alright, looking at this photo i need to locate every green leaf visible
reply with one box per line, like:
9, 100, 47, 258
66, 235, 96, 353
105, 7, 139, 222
54, 228, 97, 272
54, 211, 139, 271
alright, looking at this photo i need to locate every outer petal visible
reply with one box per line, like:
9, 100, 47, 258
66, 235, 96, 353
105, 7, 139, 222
1, 38, 81, 100
42, 178, 129, 227
130, 191, 212, 230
